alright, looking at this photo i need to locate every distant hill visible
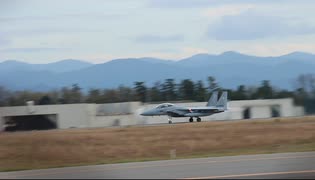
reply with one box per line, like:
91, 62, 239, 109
37, 59, 93, 73
0, 51, 314, 91
0, 59, 93, 73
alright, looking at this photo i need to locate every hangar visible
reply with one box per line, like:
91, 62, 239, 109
0, 102, 140, 132
0, 102, 95, 131
0, 98, 304, 132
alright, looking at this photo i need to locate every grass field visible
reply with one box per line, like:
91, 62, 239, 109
1, 116, 315, 172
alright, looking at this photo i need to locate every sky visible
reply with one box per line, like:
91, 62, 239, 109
1, 0, 315, 64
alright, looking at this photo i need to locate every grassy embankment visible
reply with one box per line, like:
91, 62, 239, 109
1, 116, 315, 172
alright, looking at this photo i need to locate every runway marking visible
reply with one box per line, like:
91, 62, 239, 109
2, 153, 315, 178
184, 169, 315, 179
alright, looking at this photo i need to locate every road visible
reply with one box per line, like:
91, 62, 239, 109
1, 151, 315, 179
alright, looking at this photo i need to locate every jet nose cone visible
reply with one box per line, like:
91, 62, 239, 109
140, 111, 150, 116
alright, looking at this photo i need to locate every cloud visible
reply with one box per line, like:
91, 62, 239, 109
0, 36, 10, 47
148, 0, 314, 8
201, 4, 254, 19
134, 35, 184, 43
207, 11, 315, 40
0, 47, 69, 53
0, 27, 106, 38
0, 13, 123, 23
148, 0, 218, 8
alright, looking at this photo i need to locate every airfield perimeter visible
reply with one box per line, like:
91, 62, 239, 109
1, 116, 315, 172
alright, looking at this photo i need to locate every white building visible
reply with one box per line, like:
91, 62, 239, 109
0, 98, 304, 132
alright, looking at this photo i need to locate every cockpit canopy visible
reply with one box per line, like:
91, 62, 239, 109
155, 103, 174, 109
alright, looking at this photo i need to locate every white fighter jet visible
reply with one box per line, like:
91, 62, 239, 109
140, 91, 228, 124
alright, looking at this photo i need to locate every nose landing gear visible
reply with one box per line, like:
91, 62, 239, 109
168, 116, 172, 124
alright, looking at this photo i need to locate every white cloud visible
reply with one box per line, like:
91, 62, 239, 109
2, 0, 315, 63
148, 0, 315, 9
201, 4, 254, 19
148, 0, 217, 8
206, 10, 315, 40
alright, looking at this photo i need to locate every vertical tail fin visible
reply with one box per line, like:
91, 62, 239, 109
206, 91, 218, 107
216, 91, 228, 110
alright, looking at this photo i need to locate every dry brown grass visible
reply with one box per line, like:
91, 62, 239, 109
1, 116, 315, 172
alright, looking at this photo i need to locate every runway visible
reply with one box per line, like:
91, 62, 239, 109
1, 151, 315, 179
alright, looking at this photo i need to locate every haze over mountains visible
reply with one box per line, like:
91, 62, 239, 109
1, 51, 314, 91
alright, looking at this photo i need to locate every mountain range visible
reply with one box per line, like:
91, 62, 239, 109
0, 51, 314, 91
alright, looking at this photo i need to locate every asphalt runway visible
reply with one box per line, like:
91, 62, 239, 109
1, 151, 315, 179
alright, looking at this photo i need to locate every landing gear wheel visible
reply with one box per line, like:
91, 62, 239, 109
197, 117, 201, 122
168, 120, 172, 124
189, 117, 193, 122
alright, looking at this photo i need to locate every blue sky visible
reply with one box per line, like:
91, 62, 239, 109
1, 0, 315, 63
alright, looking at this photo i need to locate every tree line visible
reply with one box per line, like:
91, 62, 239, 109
0, 74, 314, 114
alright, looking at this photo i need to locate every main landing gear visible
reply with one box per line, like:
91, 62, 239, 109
189, 117, 201, 123
189, 117, 193, 122
197, 117, 201, 122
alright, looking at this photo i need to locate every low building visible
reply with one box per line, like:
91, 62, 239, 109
0, 98, 304, 132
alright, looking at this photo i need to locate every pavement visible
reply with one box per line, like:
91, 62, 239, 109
1, 151, 315, 179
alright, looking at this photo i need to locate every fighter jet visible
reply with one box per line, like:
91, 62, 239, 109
140, 91, 228, 124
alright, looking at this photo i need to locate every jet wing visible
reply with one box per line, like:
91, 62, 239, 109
165, 109, 188, 117
185, 106, 224, 113
166, 107, 222, 117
